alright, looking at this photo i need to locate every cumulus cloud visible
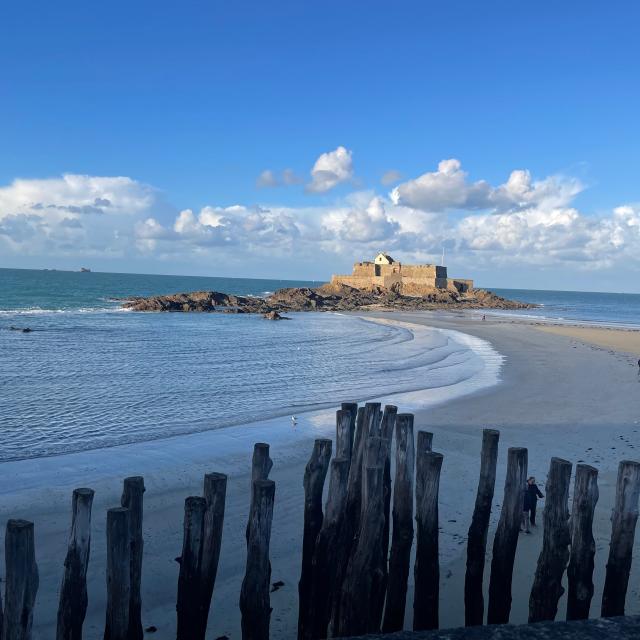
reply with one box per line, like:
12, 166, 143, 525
256, 170, 278, 188
2, 165, 640, 280
306, 146, 354, 193
390, 159, 583, 214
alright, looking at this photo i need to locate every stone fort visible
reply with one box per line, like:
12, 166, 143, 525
331, 253, 473, 294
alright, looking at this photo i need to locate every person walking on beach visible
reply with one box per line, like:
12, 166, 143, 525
521, 483, 532, 534
526, 476, 544, 526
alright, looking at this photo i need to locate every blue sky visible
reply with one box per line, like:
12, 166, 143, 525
2, 1, 640, 290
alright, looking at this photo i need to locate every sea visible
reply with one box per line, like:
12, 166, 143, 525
2, 267, 638, 463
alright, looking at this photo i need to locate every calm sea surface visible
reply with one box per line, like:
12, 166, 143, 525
0, 268, 491, 462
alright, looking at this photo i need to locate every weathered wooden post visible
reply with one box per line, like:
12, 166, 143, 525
3, 519, 39, 640
251, 442, 273, 484
336, 436, 389, 636
240, 479, 276, 640
413, 450, 444, 631
381, 405, 398, 571
464, 428, 500, 627
335, 402, 358, 460
176, 497, 207, 640
336, 409, 354, 462
57, 488, 95, 640
487, 447, 528, 625
121, 477, 145, 640
529, 457, 572, 622
308, 457, 350, 639
298, 439, 332, 640
417, 430, 433, 455
329, 402, 380, 634
382, 413, 415, 633
104, 508, 131, 640
200, 472, 227, 632
601, 460, 640, 617
566, 464, 599, 621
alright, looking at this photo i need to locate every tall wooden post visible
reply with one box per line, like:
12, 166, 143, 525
382, 414, 415, 633
309, 457, 350, 639
529, 458, 572, 622
601, 460, 640, 617
240, 479, 276, 640
464, 429, 500, 626
298, 439, 332, 640
339, 402, 358, 464
200, 472, 227, 632
57, 488, 95, 640
381, 405, 398, 575
121, 477, 145, 640
335, 409, 354, 462
336, 436, 389, 637
176, 497, 207, 640
3, 520, 39, 640
487, 447, 528, 625
329, 402, 380, 634
413, 450, 444, 631
104, 508, 131, 640
251, 443, 273, 484
566, 464, 599, 620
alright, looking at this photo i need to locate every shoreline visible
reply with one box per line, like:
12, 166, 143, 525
2, 312, 640, 638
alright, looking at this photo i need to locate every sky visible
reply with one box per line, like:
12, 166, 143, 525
1, 0, 640, 291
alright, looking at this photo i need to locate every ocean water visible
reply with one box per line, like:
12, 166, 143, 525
0, 268, 495, 462
489, 288, 640, 327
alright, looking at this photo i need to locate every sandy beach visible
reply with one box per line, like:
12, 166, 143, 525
3, 311, 640, 639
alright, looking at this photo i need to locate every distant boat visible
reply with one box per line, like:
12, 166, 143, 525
79, 267, 91, 273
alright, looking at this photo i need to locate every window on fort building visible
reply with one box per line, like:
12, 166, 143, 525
375, 264, 381, 276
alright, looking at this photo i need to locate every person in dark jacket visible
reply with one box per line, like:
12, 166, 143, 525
527, 477, 544, 526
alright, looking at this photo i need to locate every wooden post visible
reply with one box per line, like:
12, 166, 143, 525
104, 508, 131, 640
529, 457, 572, 622
382, 414, 415, 633
381, 405, 398, 571
200, 472, 227, 632
298, 439, 332, 640
336, 436, 389, 636
251, 442, 273, 484
3, 520, 39, 640
240, 479, 276, 640
329, 403, 380, 634
417, 430, 433, 455
309, 457, 350, 639
487, 447, 528, 625
413, 451, 444, 631
601, 460, 640, 617
464, 428, 500, 627
566, 464, 599, 621
56, 488, 95, 640
336, 409, 354, 462
340, 402, 358, 464
121, 477, 145, 640
176, 497, 207, 640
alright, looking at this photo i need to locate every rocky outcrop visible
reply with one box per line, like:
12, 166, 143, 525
121, 283, 534, 314
263, 311, 289, 320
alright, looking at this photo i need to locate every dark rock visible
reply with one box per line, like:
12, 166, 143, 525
271, 580, 285, 592
144, 625, 157, 633
263, 311, 288, 321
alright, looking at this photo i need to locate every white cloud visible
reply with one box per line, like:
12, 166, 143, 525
256, 170, 278, 188
2, 166, 640, 281
390, 159, 583, 214
306, 146, 354, 193
256, 168, 302, 189
381, 170, 403, 186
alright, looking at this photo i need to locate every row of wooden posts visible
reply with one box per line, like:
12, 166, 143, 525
1, 401, 640, 640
